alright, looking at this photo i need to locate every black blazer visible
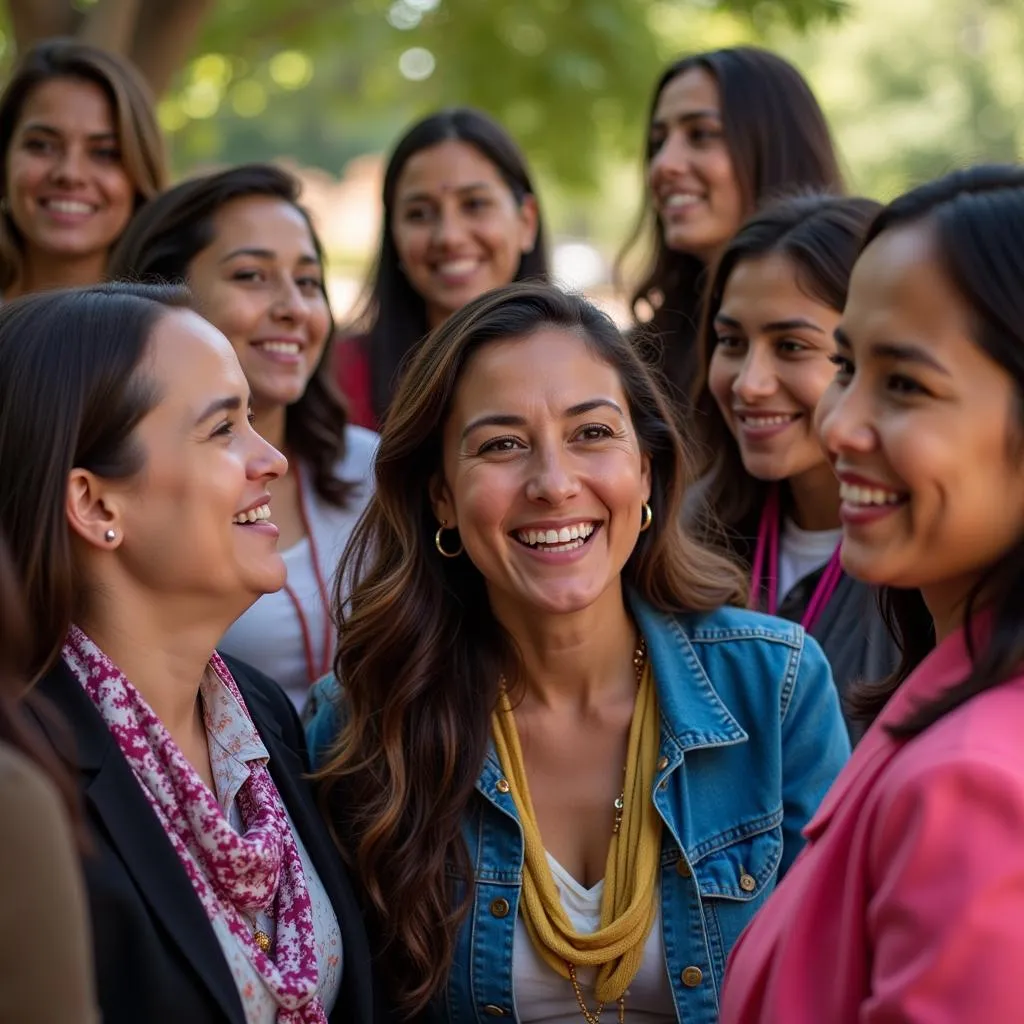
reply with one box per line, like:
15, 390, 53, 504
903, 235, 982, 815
30, 653, 376, 1024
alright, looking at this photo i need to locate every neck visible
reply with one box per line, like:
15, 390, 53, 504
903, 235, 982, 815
7, 246, 108, 299
76, 586, 237, 739
921, 575, 985, 644
785, 463, 842, 531
492, 583, 639, 711
254, 402, 287, 453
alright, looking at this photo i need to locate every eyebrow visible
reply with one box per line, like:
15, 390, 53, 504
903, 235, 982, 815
399, 182, 496, 203
651, 109, 721, 128
715, 314, 825, 334
833, 327, 950, 374
195, 395, 246, 425
219, 247, 319, 265
460, 399, 625, 441
20, 122, 118, 142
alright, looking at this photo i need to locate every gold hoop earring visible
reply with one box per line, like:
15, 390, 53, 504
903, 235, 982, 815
639, 502, 653, 533
434, 520, 464, 558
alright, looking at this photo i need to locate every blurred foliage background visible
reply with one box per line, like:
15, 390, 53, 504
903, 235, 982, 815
3, 0, 1022, 309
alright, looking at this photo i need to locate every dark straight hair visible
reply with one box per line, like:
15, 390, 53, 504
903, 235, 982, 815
347, 107, 550, 422
0, 282, 190, 678
845, 165, 1024, 734
619, 47, 844, 408
108, 162, 356, 509
690, 193, 881, 553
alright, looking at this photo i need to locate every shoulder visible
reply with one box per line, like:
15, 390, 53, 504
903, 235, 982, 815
337, 424, 379, 478
304, 675, 346, 769
0, 744, 66, 828
664, 603, 809, 651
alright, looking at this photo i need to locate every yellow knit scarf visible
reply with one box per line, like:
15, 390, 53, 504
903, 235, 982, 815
490, 660, 663, 1003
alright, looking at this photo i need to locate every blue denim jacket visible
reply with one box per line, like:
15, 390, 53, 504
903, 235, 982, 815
305, 598, 850, 1023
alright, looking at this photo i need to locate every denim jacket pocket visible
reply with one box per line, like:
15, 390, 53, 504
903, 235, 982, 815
690, 815, 784, 980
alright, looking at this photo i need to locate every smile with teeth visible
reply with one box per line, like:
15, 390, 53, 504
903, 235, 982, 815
435, 258, 480, 276
233, 503, 272, 524
42, 198, 96, 214
515, 522, 597, 552
662, 193, 703, 210
738, 413, 800, 427
839, 483, 906, 507
255, 341, 301, 355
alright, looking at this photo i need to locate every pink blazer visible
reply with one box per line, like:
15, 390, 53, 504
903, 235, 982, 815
720, 619, 1024, 1024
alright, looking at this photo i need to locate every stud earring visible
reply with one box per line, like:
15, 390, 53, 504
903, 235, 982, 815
104, 529, 116, 543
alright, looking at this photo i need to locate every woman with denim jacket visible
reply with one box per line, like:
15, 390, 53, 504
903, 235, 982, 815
305, 283, 850, 1023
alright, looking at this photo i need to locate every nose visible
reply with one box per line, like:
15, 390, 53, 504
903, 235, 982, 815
732, 348, 777, 402
248, 431, 288, 483
524, 444, 580, 506
269, 277, 309, 326
51, 144, 87, 187
816, 379, 876, 457
431, 205, 470, 249
649, 128, 693, 184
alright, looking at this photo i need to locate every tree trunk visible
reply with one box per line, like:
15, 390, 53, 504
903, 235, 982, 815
6, 0, 216, 98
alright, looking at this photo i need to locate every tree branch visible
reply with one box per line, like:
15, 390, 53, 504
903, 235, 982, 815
7, 0, 80, 52
129, 0, 217, 97
78, 0, 142, 55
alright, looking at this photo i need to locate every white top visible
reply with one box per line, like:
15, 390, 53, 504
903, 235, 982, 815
513, 852, 676, 1023
219, 425, 378, 712
777, 518, 842, 603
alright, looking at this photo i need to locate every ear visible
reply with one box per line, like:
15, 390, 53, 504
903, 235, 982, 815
429, 473, 457, 529
517, 193, 540, 255
640, 452, 652, 506
66, 468, 122, 549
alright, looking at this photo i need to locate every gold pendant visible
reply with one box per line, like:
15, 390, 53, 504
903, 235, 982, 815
253, 929, 272, 954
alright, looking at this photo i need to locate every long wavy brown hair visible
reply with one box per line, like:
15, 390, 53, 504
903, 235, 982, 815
318, 282, 746, 1016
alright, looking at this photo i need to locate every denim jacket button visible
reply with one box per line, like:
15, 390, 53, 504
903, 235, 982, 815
675, 858, 691, 878
656, 755, 669, 771
482, 1006, 507, 1016
496, 778, 511, 794
490, 898, 511, 918
739, 872, 757, 892
681, 966, 704, 987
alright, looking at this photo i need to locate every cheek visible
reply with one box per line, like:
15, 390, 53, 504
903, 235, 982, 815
392, 225, 428, 268
788, 363, 839, 414
706, 354, 736, 417
457, 468, 517, 535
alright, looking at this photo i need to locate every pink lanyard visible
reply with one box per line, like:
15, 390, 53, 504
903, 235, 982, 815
749, 484, 843, 634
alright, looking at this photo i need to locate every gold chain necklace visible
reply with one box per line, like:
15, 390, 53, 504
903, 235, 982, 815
566, 636, 647, 1024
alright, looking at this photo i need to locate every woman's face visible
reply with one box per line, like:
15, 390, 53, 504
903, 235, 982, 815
391, 139, 539, 328
186, 195, 331, 417
647, 67, 744, 262
87, 309, 289, 608
433, 328, 650, 624
708, 252, 841, 488
816, 222, 1024, 619
5, 76, 135, 264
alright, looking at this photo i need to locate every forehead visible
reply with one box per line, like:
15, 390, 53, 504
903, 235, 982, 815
653, 67, 721, 121
16, 76, 114, 133
719, 252, 825, 318
145, 308, 247, 400
843, 223, 973, 349
450, 327, 627, 417
207, 195, 318, 256
395, 140, 506, 198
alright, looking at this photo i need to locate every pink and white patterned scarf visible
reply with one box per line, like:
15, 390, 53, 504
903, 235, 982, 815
63, 625, 327, 1023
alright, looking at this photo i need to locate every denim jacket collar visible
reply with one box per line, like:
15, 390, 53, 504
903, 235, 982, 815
476, 593, 749, 809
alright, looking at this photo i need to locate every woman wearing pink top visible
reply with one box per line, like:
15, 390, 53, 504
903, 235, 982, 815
721, 164, 1024, 1022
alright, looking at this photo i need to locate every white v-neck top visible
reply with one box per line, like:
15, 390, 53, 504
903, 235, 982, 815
512, 851, 676, 1022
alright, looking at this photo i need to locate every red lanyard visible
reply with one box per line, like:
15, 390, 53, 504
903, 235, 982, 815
749, 484, 843, 634
281, 462, 334, 688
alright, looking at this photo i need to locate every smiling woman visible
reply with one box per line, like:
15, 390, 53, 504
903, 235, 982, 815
0, 282, 376, 1024
0, 39, 166, 299
109, 164, 377, 710
304, 282, 849, 1023
688, 194, 894, 737
336, 108, 549, 429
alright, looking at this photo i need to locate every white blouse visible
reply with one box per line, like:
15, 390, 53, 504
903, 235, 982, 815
513, 852, 676, 1022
